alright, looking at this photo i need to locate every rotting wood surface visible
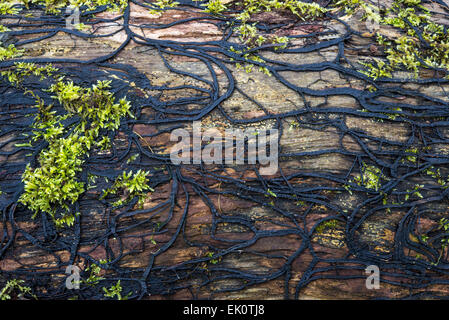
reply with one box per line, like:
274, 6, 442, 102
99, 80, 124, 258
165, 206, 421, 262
2, 0, 449, 299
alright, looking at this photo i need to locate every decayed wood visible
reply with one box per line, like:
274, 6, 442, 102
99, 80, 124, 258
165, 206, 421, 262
2, 1, 449, 300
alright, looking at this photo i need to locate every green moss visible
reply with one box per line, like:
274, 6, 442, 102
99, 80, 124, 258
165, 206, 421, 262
0, 25, 10, 32
18, 79, 133, 227
404, 147, 418, 163
148, 0, 179, 15
103, 280, 130, 300
229, 46, 271, 75
351, 162, 387, 191
4, 0, 128, 14
334, 0, 449, 79
202, 0, 227, 15
0, 2, 21, 15
266, 188, 277, 198
404, 184, 423, 201
0, 279, 36, 300
359, 58, 392, 80
425, 166, 447, 187
101, 169, 154, 208
205, 251, 221, 264
316, 219, 341, 234
0, 44, 24, 62
1, 62, 58, 85
84, 261, 106, 286
332, 0, 365, 15
232, 1, 325, 45
21, 133, 87, 226
218, 0, 326, 75
385, 107, 402, 120
235, 23, 288, 50
233, 0, 328, 22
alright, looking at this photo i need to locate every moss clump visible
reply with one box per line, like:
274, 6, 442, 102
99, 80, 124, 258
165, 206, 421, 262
229, 46, 272, 75
226, 0, 326, 75
233, 0, 328, 22
404, 184, 423, 201
403, 147, 418, 163
2, 0, 128, 14
20, 133, 87, 226
0, 44, 24, 62
235, 22, 289, 50
359, 58, 392, 80
100, 170, 154, 208
315, 219, 341, 234
0, 2, 21, 15
202, 0, 228, 14
1, 62, 58, 85
425, 166, 448, 187
0, 25, 10, 32
103, 280, 130, 300
0, 279, 36, 300
144, 1, 325, 75
18, 79, 133, 227
334, 0, 449, 79
148, 0, 179, 15
232, 0, 326, 47
205, 251, 221, 264
84, 260, 106, 285
350, 162, 388, 192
